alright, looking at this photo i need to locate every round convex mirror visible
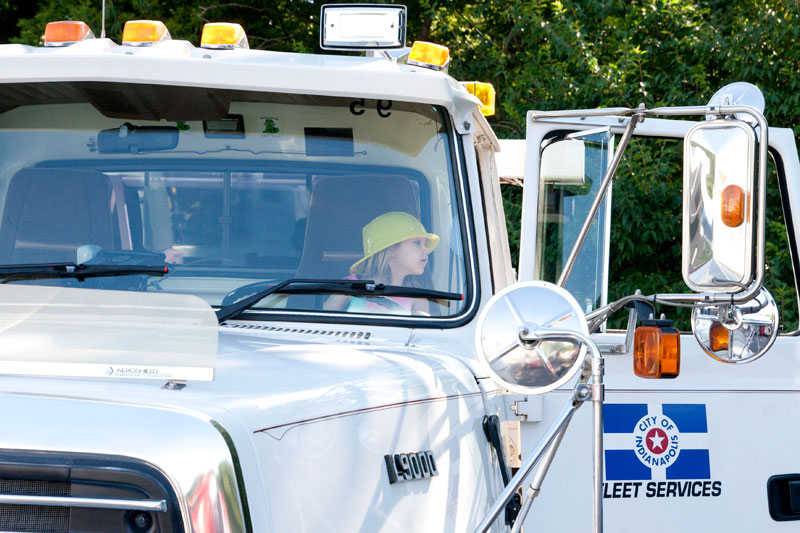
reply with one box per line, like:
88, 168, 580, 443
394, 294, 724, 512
475, 281, 589, 395
692, 287, 779, 364
705, 81, 765, 125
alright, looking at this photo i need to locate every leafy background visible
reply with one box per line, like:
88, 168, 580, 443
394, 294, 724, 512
3, 0, 798, 329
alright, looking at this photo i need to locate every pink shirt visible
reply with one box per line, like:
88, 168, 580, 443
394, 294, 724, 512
344, 274, 412, 313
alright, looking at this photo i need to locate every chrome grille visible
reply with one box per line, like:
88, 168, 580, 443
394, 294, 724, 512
0, 478, 70, 532
0, 450, 185, 532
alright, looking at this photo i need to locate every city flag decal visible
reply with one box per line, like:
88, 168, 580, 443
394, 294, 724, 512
603, 403, 722, 499
604, 403, 709, 480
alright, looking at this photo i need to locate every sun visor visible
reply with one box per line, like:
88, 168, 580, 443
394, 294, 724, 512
0, 285, 217, 381
80, 82, 230, 121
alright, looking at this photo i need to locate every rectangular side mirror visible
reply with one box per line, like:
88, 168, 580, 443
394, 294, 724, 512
682, 120, 756, 292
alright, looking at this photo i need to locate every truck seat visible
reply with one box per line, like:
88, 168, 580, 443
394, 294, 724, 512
291, 175, 420, 309
0, 168, 116, 264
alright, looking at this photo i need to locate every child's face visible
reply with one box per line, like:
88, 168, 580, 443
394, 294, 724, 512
390, 238, 430, 278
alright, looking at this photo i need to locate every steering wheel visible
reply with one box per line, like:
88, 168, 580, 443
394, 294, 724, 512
219, 280, 274, 307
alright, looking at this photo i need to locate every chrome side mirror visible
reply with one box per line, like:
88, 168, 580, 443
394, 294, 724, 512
475, 281, 605, 533
475, 281, 589, 394
682, 119, 756, 292
691, 287, 778, 363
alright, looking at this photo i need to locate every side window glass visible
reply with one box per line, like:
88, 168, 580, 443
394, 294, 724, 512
535, 132, 612, 315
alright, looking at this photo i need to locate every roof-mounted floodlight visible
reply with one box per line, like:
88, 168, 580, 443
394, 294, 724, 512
44, 21, 95, 47
320, 4, 406, 51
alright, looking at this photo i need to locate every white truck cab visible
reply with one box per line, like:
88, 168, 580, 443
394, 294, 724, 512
0, 8, 516, 533
0, 5, 797, 533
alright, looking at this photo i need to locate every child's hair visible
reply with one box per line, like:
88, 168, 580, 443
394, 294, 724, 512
359, 247, 393, 284
359, 243, 432, 289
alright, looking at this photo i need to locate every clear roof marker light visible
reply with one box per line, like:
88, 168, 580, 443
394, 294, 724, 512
320, 4, 406, 51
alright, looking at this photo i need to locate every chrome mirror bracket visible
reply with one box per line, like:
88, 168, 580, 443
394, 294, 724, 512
475, 281, 605, 533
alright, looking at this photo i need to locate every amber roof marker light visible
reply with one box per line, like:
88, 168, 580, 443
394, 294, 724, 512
122, 20, 171, 46
462, 82, 496, 116
201, 23, 249, 50
408, 41, 450, 72
44, 21, 95, 47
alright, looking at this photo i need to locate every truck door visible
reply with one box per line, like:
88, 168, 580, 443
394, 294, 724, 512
513, 113, 800, 531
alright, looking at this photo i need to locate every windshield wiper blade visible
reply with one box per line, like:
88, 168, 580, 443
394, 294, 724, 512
216, 278, 463, 323
0, 263, 169, 282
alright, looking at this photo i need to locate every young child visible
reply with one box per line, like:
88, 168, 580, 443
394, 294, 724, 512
324, 211, 439, 314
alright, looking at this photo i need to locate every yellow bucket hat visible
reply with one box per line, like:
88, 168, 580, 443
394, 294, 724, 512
350, 212, 439, 274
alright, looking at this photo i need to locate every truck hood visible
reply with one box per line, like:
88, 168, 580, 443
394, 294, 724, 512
211, 325, 482, 436
0, 287, 496, 532
0, 285, 482, 430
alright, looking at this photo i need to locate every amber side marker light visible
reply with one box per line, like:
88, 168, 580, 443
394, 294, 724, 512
408, 41, 450, 71
462, 82, 496, 116
201, 23, 249, 49
709, 321, 730, 352
721, 184, 745, 227
633, 318, 680, 379
122, 20, 171, 46
44, 21, 94, 47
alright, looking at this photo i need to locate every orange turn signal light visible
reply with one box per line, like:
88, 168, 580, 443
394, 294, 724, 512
201, 23, 249, 49
633, 322, 680, 379
721, 184, 745, 227
709, 321, 730, 352
462, 82, 496, 116
44, 21, 94, 47
122, 20, 171, 46
408, 41, 450, 71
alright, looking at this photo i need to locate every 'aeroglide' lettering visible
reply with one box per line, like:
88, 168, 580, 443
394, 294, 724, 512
385, 451, 438, 484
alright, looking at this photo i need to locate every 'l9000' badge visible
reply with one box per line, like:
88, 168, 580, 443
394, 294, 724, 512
385, 451, 438, 484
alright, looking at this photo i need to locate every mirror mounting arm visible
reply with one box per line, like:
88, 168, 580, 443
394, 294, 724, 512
476, 330, 605, 533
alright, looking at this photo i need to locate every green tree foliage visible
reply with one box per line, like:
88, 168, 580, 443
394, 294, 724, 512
5, 0, 800, 328
420, 0, 800, 329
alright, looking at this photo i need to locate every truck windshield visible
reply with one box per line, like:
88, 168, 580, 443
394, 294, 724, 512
0, 84, 471, 319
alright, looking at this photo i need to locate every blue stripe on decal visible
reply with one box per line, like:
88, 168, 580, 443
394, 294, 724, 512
603, 404, 648, 433
666, 449, 710, 479
605, 450, 651, 481
662, 404, 708, 433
